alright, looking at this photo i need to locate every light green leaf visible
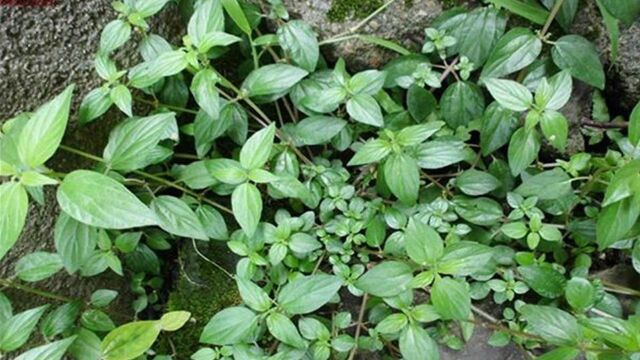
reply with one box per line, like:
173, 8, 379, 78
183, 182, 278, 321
629, 101, 640, 146
101, 321, 162, 360
0, 182, 29, 260
128, 50, 188, 89
416, 140, 466, 169
480, 28, 542, 79
437, 241, 495, 276
294, 116, 346, 145
453, 196, 504, 226
41, 302, 81, 339
221, 0, 251, 35
99, 19, 131, 53
79, 87, 113, 124
515, 168, 572, 200
355, 261, 413, 298
134, 0, 171, 17
376, 313, 408, 334
551, 35, 605, 90
447, 6, 507, 67
206, 159, 247, 185
456, 169, 501, 196
54, 213, 97, 274
240, 123, 276, 170
277, 20, 319, 72
191, 69, 220, 119
18, 85, 74, 167
198, 31, 242, 53
440, 81, 485, 128
57, 170, 158, 229
537, 347, 580, 360
508, 128, 540, 176
399, 325, 439, 360
0, 305, 48, 352
486, 0, 549, 24
348, 70, 386, 96
405, 218, 443, 265
15, 252, 62, 282
519, 305, 581, 346
384, 153, 419, 205
485, 78, 532, 112
535, 71, 572, 111
266, 312, 306, 349
431, 277, 470, 320
188, 0, 225, 48
346, 94, 383, 127
278, 274, 342, 315
159, 311, 191, 331
242, 64, 308, 99
231, 182, 262, 237
196, 205, 228, 241
81, 309, 116, 332
200, 307, 258, 345
91, 289, 118, 308
68, 328, 101, 360
109, 85, 133, 117
565, 277, 596, 312
237, 277, 272, 312
15, 336, 76, 360
150, 196, 208, 240
396, 122, 444, 146
540, 110, 569, 151
518, 265, 566, 298
348, 139, 391, 166
596, 193, 640, 249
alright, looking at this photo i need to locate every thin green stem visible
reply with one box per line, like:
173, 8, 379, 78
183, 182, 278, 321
0, 278, 75, 303
134, 96, 199, 115
540, 0, 565, 38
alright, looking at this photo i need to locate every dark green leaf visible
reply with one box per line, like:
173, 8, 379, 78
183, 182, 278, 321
552, 35, 605, 89
242, 64, 308, 100
405, 218, 443, 265
278, 275, 342, 315
431, 277, 470, 320
518, 265, 566, 298
0, 182, 28, 260
150, 196, 208, 240
480, 102, 518, 155
508, 128, 540, 176
231, 183, 262, 237
383, 153, 419, 205
355, 261, 413, 298
481, 28, 542, 79
456, 169, 501, 196
440, 81, 485, 128
407, 85, 437, 122
519, 305, 581, 346
294, 116, 346, 145
200, 307, 257, 345
277, 20, 319, 72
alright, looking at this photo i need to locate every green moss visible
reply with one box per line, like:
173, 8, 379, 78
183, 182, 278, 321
327, 0, 415, 22
158, 243, 240, 358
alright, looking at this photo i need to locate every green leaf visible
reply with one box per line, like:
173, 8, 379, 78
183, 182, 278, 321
128, 50, 188, 89
206, 159, 247, 185
602, 160, 640, 206
150, 196, 208, 240
240, 123, 276, 170
383, 153, 419, 205
41, 302, 81, 339
159, 311, 191, 331
437, 241, 495, 276
346, 94, 384, 127
109, 85, 133, 117
535, 71, 573, 111
294, 116, 346, 145
231, 182, 262, 237
266, 312, 306, 349
68, 328, 101, 360
348, 139, 391, 166
597, 194, 640, 249
79, 87, 113, 124
237, 277, 272, 312
134, 0, 171, 17
518, 265, 566, 298
99, 19, 131, 53
198, 31, 242, 53
91, 289, 118, 308
537, 347, 581, 360
552, 35, 605, 90
540, 110, 569, 151
57, 170, 158, 229
18, 85, 74, 167
196, 205, 229, 241
633, 241, 640, 274
54, 213, 97, 274
191, 69, 220, 119
431, 277, 470, 320
440, 81, 485, 128
484, 78, 532, 112
456, 169, 501, 196
508, 128, 540, 176
453, 196, 503, 226
221, 0, 251, 35
348, 70, 386, 96
200, 307, 258, 345
81, 309, 116, 332
241, 64, 308, 99
103, 112, 177, 171
501, 222, 528, 239
595, 0, 620, 63
188, 0, 225, 49
450, 7, 507, 67
0, 305, 48, 352
629, 101, 640, 146
399, 325, 439, 360
565, 277, 596, 312
486, 0, 550, 24
519, 305, 581, 346
515, 168, 572, 200
416, 140, 467, 169
480, 102, 518, 156
101, 321, 162, 360
599, 0, 640, 25
405, 218, 443, 266
355, 261, 413, 298
583, 317, 640, 351
396, 122, 444, 146
480, 28, 542, 79
15, 336, 76, 360
407, 85, 437, 122
15, 252, 62, 282
0, 182, 29, 260
376, 313, 408, 334
278, 274, 342, 315
277, 20, 319, 72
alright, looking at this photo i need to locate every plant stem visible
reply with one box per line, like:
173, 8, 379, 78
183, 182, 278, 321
319, 0, 397, 45
540, 0, 565, 38
191, 239, 235, 279
58, 145, 233, 215
581, 117, 629, 129
134, 96, 199, 115
347, 293, 369, 360
0, 278, 75, 303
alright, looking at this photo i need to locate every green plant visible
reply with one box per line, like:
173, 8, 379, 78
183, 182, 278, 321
1, 0, 640, 359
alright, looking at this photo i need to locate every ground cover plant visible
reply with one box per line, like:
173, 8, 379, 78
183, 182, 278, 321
1, 0, 640, 359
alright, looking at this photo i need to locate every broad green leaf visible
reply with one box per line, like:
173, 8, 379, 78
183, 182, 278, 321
196, 205, 229, 241
399, 325, 439, 360
159, 311, 191, 331
221, 0, 251, 35
138, 33, 173, 61
103, 112, 177, 171
175, 160, 219, 190
480, 102, 518, 156
110, 85, 133, 117
206, 159, 247, 185
565, 277, 596, 312
456, 169, 501, 196
57, 170, 158, 229
348, 139, 391, 166
19, 171, 57, 187
508, 128, 540, 176
376, 313, 409, 334
355, 261, 413, 298
449, 7, 507, 67
79, 87, 113, 124
599, 0, 640, 25
81, 309, 116, 332
68, 328, 101, 360
437, 241, 495, 276
583, 317, 640, 351
597, 193, 640, 249
540, 110, 569, 151
54, 213, 98, 274
231, 182, 262, 237
278, 274, 342, 315
237, 277, 272, 312
595, 0, 620, 62
405, 218, 443, 265
15, 336, 76, 360
535, 71, 572, 111
346, 94, 383, 127
299, 318, 330, 341
150, 196, 208, 240
518, 265, 566, 298
188, 0, 225, 48
486, 0, 549, 24
99, 19, 131, 53
515, 168, 572, 200
348, 70, 386, 96
629, 101, 640, 146
520, 305, 581, 346
198, 31, 242, 53
240, 123, 276, 170
416, 140, 466, 169
18, 85, 73, 167
277, 20, 319, 72
407, 85, 437, 122
396, 122, 444, 146
135, 0, 171, 17
101, 321, 162, 360
0, 305, 48, 352
241, 64, 308, 99
485, 78, 532, 112
91, 289, 118, 308
191, 69, 220, 119
383, 153, 419, 205
266, 312, 306, 349
294, 116, 346, 145
481, 28, 542, 79
431, 277, 470, 320
453, 196, 503, 226
200, 307, 258, 345
602, 160, 640, 206
41, 302, 80, 340
552, 35, 605, 90
15, 252, 62, 282
128, 50, 188, 89
440, 81, 485, 128
0, 293, 11, 322
0, 182, 28, 260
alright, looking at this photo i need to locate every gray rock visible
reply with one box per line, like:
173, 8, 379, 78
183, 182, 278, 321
0, 0, 183, 312
440, 324, 527, 360
281, 0, 443, 69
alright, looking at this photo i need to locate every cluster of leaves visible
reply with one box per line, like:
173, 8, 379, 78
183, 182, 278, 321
1, 0, 640, 359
